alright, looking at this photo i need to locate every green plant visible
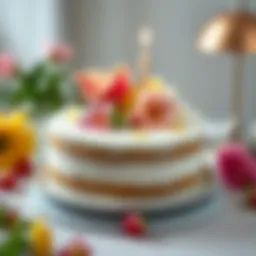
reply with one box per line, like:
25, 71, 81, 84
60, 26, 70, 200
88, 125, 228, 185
0, 44, 79, 116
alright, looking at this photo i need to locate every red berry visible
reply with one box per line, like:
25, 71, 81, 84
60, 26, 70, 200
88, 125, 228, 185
121, 212, 146, 237
0, 174, 17, 191
13, 158, 33, 177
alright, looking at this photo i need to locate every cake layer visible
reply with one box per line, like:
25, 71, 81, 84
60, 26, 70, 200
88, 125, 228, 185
45, 166, 212, 198
46, 149, 207, 184
47, 110, 204, 151
50, 135, 203, 163
43, 177, 213, 211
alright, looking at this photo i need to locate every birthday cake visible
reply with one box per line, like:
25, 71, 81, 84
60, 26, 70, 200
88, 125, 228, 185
43, 65, 214, 213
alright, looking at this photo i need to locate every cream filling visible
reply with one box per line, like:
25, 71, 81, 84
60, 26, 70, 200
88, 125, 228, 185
43, 179, 212, 211
45, 148, 208, 185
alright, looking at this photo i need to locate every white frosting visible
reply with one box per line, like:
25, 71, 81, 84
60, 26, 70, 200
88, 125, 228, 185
46, 108, 204, 150
46, 148, 207, 185
43, 179, 213, 211
44, 108, 213, 212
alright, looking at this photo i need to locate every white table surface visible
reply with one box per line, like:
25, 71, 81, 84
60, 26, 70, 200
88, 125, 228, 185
1, 182, 256, 256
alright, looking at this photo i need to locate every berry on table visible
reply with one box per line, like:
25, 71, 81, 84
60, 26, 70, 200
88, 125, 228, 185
13, 158, 33, 177
0, 173, 17, 191
121, 212, 147, 237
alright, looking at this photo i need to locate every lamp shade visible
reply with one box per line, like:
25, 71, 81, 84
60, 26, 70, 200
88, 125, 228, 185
198, 11, 256, 53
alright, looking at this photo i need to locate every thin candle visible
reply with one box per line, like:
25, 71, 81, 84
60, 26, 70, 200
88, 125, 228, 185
137, 27, 154, 87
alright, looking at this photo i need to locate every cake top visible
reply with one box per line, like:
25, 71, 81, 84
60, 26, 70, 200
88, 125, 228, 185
48, 107, 203, 149
74, 65, 190, 132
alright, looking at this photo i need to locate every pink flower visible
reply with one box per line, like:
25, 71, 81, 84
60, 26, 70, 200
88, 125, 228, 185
46, 43, 73, 62
129, 90, 177, 129
217, 143, 256, 190
79, 104, 111, 130
0, 53, 16, 78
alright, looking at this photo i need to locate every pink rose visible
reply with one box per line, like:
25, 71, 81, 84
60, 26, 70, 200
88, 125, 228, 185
79, 103, 111, 130
130, 90, 177, 129
217, 143, 256, 190
46, 43, 73, 62
0, 53, 16, 78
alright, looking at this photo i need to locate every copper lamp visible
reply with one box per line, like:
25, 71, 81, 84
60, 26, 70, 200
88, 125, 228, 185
197, 6, 256, 141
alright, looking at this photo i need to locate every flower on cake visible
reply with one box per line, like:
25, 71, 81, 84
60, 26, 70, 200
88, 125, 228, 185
79, 103, 112, 130
75, 65, 131, 104
0, 111, 35, 169
75, 65, 187, 131
129, 89, 178, 129
75, 65, 135, 129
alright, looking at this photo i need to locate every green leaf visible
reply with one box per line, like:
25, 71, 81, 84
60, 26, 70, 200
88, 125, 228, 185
8, 58, 74, 114
111, 106, 125, 128
0, 221, 29, 256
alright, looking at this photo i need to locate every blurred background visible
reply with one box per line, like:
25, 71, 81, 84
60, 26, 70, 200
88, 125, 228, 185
0, 0, 255, 124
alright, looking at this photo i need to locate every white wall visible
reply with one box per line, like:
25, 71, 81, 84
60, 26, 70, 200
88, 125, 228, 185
0, 0, 61, 66
0, 0, 255, 125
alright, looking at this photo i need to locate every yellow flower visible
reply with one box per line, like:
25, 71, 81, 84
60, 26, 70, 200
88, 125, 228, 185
0, 111, 35, 169
30, 218, 53, 256
143, 77, 164, 92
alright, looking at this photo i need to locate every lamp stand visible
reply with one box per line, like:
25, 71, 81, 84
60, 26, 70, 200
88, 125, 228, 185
229, 54, 245, 141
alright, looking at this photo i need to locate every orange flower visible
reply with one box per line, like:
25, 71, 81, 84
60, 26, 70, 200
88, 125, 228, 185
75, 65, 131, 104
